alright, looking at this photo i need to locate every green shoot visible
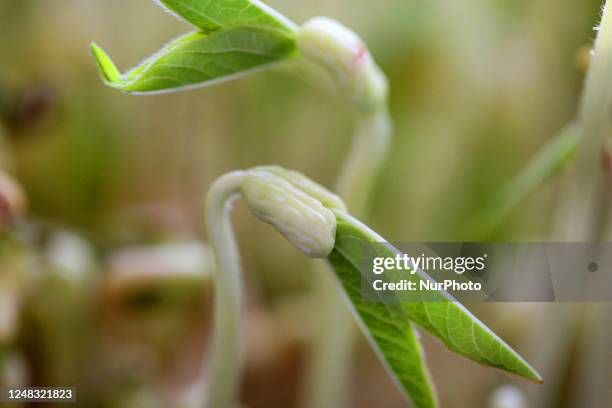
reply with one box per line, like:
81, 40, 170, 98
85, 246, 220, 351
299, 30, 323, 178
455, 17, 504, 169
89, 2, 542, 407
90, 0, 297, 94
205, 166, 541, 408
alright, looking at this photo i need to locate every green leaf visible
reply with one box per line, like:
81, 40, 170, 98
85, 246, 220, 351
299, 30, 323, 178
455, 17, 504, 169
328, 213, 438, 408
156, 0, 297, 34
328, 211, 542, 407
90, 27, 296, 94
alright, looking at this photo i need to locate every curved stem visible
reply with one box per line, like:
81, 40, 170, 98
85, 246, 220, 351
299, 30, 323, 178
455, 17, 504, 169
336, 109, 393, 216
302, 108, 392, 408
202, 170, 247, 408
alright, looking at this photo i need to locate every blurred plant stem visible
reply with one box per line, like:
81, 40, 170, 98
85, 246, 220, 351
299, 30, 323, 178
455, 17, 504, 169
28, 231, 96, 386
560, 0, 612, 241
523, 303, 580, 408
0, 244, 31, 345
569, 302, 612, 407
335, 111, 393, 217
466, 123, 578, 240
203, 171, 247, 408
0, 239, 36, 408
0, 119, 27, 405
528, 5, 612, 408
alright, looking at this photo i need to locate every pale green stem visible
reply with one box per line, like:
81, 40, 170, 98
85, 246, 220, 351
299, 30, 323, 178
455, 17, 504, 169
336, 109, 393, 216
568, 303, 612, 408
532, 6, 612, 408
562, 1, 612, 241
467, 123, 578, 240
203, 170, 247, 408
301, 108, 392, 408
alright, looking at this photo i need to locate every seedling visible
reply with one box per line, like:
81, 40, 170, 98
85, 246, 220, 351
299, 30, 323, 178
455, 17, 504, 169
90, 1, 541, 407
202, 166, 541, 408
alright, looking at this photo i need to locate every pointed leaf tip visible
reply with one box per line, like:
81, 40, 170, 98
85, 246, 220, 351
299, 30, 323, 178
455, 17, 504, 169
90, 43, 121, 85
89, 28, 296, 94
328, 210, 543, 398
88, 1, 298, 94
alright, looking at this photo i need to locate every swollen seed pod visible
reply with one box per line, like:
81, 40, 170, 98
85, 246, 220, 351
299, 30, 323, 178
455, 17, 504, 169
251, 166, 346, 211
297, 17, 388, 111
241, 169, 338, 258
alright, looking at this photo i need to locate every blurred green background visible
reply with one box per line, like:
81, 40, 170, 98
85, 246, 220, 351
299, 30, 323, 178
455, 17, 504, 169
0, 0, 610, 407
